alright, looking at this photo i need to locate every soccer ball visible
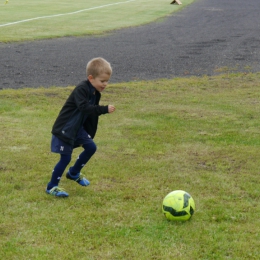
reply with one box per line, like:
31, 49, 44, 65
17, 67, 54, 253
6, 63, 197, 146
162, 190, 195, 221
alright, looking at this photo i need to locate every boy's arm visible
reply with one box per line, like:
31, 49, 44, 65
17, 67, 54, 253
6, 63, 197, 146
74, 84, 108, 115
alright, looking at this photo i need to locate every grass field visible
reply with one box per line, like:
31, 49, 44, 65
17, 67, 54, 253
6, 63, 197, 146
1, 73, 260, 259
1, 0, 260, 259
0, 0, 194, 42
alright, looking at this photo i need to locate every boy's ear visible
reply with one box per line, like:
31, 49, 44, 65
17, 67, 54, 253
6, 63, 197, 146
87, 75, 94, 81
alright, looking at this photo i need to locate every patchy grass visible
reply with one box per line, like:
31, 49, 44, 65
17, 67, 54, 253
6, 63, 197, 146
0, 73, 260, 259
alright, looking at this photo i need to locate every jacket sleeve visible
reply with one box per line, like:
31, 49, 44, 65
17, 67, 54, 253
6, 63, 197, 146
74, 83, 109, 116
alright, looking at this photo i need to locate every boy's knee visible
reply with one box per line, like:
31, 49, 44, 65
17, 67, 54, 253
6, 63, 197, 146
89, 142, 97, 154
83, 142, 97, 155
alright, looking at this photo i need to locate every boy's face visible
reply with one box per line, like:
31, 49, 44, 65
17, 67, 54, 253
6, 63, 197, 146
88, 73, 110, 92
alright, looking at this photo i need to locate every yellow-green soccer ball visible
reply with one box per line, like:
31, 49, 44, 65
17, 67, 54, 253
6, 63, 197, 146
162, 190, 195, 221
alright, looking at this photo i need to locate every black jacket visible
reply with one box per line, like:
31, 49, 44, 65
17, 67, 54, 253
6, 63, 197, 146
51, 80, 108, 145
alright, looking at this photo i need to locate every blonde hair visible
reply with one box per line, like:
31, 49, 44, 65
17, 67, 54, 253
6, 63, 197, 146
86, 57, 112, 78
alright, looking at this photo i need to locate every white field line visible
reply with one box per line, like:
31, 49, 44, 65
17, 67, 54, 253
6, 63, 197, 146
0, 0, 136, 27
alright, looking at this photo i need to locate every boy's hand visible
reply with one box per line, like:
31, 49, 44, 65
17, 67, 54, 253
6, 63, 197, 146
108, 105, 116, 113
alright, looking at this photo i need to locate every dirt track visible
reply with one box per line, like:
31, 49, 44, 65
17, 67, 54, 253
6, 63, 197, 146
0, 0, 260, 89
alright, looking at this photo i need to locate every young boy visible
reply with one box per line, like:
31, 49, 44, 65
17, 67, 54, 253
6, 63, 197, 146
46, 57, 115, 197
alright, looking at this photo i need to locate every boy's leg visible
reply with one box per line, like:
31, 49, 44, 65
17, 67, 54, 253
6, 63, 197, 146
69, 141, 97, 175
47, 153, 71, 190
66, 130, 97, 186
46, 135, 73, 197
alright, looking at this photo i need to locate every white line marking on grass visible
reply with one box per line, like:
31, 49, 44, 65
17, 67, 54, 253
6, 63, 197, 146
0, 0, 136, 27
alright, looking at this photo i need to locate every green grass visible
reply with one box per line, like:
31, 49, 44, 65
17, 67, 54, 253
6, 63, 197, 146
0, 0, 194, 42
1, 73, 260, 259
1, 1, 260, 258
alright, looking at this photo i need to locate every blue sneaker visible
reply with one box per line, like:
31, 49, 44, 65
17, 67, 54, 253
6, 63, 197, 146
46, 186, 69, 197
66, 170, 90, 186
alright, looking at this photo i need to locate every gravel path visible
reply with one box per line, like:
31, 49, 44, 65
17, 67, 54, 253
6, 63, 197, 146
0, 0, 260, 89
